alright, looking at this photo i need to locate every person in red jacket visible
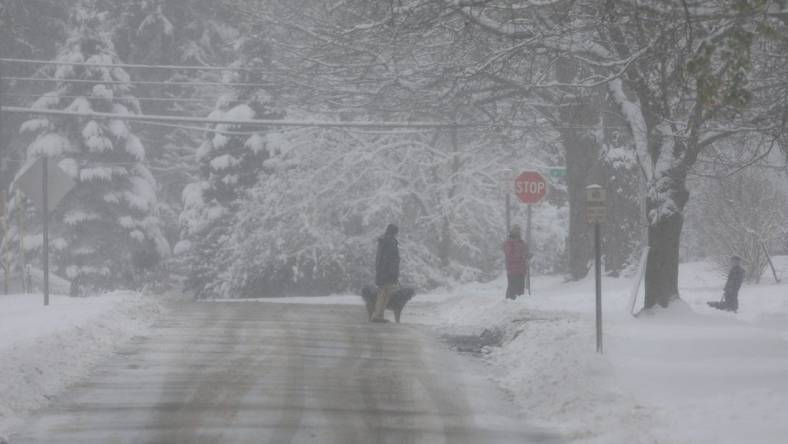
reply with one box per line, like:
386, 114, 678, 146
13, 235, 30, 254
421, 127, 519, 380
503, 225, 529, 300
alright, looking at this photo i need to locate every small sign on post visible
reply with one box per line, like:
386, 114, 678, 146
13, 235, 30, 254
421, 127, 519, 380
586, 184, 606, 353
15, 157, 76, 305
514, 171, 547, 295
16, 157, 76, 214
515, 171, 548, 204
586, 186, 607, 224
548, 167, 566, 178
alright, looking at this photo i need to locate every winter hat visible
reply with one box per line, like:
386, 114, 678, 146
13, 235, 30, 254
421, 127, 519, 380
385, 223, 399, 236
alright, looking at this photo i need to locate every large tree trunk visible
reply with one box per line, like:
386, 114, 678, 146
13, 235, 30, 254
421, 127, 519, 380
554, 58, 606, 280
644, 166, 690, 308
644, 210, 683, 308
562, 126, 601, 279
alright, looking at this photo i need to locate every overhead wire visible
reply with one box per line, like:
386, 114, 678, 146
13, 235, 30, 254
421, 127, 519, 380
2, 76, 276, 89
2, 92, 219, 105
0, 57, 630, 132
0, 105, 464, 129
0, 57, 272, 73
0, 105, 621, 131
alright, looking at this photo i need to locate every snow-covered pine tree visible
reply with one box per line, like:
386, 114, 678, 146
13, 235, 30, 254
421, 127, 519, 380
18, 7, 169, 296
177, 34, 285, 299
109, 0, 242, 268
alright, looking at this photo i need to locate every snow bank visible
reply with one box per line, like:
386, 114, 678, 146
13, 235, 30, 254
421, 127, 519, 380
0, 291, 164, 439
410, 256, 788, 443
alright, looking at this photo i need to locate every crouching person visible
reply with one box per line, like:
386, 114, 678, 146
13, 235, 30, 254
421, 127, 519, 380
708, 255, 745, 312
371, 223, 400, 323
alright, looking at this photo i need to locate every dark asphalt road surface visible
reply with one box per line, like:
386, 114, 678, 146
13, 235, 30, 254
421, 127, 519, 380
12, 301, 560, 444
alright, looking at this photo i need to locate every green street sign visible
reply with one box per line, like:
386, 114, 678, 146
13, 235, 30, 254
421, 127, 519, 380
548, 167, 566, 178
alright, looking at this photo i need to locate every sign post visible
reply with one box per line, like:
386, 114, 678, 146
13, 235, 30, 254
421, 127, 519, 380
526, 203, 532, 294
515, 171, 547, 295
1, 191, 8, 294
586, 184, 607, 353
42, 158, 49, 305
16, 157, 76, 305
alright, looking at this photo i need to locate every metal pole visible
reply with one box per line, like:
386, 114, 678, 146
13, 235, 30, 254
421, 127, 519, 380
1, 191, 7, 295
595, 222, 603, 353
0, 61, 5, 295
526, 204, 532, 295
42, 157, 49, 306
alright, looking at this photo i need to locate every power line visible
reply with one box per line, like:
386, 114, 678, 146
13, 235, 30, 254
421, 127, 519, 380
134, 119, 280, 136
1, 105, 466, 129
0, 57, 271, 73
3, 76, 275, 89
2, 92, 218, 105
1, 105, 628, 131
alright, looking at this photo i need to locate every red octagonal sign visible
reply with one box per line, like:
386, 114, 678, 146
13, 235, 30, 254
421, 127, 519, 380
514, 171, 547, 204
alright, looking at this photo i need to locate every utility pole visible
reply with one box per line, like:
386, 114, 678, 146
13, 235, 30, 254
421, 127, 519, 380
1, 60, 7, 294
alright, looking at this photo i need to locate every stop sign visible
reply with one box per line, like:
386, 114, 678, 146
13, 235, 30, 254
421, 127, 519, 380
514, 171, 547, 204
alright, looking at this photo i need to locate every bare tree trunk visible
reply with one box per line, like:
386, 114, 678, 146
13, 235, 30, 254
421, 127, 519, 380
439, 125, 460, 268
439, 215, 451, 268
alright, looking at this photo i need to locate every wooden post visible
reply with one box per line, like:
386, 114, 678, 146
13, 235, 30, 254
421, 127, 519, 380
42, 157, 49, 306
761, 242, 780, 283
505, 193, 511, 234
18, 191, 26, 293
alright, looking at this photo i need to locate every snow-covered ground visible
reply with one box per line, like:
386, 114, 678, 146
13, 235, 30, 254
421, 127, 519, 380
407, 256, 788, 444
0, 291, 164, 439
2, 257, 785, 443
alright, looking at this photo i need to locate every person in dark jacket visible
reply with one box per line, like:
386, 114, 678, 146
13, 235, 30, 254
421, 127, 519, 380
708, 255, 745, 312
503, 225, 529, 300
371, 223, 400, 322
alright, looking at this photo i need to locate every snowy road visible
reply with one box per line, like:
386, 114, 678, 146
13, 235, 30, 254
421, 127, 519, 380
11, 301, 558, 444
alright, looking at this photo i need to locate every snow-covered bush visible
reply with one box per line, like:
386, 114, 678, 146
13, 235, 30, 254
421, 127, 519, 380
212, 127, 539, 297
694, 170, 788, 282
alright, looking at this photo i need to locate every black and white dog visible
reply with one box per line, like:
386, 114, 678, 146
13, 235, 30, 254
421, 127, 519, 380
360, 285, 416, 323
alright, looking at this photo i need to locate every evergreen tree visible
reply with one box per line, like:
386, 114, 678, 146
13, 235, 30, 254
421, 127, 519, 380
109, 0, 243, 254
178, 33, 285, 298
18, 7, 169, 295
